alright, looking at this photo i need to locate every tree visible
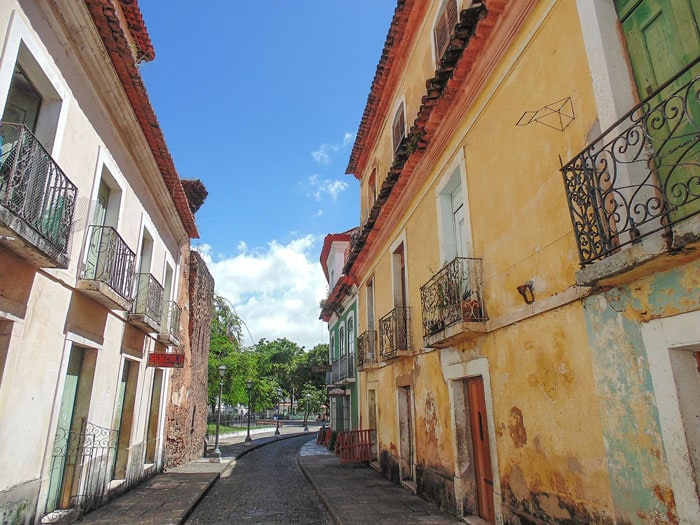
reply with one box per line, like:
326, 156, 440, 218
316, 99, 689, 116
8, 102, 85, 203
253, 338, 305, 410
208, 294, 247, 410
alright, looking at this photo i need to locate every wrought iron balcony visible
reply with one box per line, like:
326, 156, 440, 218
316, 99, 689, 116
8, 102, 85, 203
561, 58, 700, 266
129, 273, 164, 333
357, 330, 377, 369
77, 226, 135, 310
0, 122, 77, 268
420, 257, 486, 338
330, 352, 356, 383
158, 301, 182, 346
379, 306, 411, 359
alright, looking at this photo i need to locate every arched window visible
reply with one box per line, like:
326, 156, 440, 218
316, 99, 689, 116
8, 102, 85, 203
347, 315, 355, 356
392, 101, 406, 153
339, 326, 346, 356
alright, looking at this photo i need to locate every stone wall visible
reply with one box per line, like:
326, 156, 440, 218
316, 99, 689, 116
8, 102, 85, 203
164, 249, 214, 467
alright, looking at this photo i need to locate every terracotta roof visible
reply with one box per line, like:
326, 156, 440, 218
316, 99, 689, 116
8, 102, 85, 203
320, 275, 354, 322
346, 0, 413, 177
343, 2, 506, 279
84, 0, 199, 238
118, 0, 155, 62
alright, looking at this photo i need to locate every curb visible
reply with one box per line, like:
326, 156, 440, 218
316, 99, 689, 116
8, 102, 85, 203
177, 472, 220, 524
297, 455, 341, 525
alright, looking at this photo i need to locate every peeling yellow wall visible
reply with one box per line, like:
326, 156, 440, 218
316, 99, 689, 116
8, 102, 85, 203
357, 0, 619, 521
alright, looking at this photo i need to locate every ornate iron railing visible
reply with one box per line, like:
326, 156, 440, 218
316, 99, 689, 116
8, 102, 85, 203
0, 122, 77, 259
82, 225, 136, 301
330, 352, 356, 383
420, 257, 486, 336
43, 419, 118, 518
379, 307, 411, 358
160, 300, 182, 342
132, 273, 164, 325
357, 330, 377, 368
561, 58, 700, 265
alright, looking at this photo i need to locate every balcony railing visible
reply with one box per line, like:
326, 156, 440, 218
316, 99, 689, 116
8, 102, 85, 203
158, 301, 182, 346
81, 225, 135, 303
357, 330, 377, 368
130, 273, 164, 332
379, 307, 411, 358
330, 352, 356, 383
0, 122, 77, 266
561, 58, 700, 266
420, 257, 486, 336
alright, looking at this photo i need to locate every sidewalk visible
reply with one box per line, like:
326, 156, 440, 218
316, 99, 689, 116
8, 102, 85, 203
77, 423, 467, 524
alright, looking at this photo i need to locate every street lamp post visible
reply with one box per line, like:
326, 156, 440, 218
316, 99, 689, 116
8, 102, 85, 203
213, 364, 226, 459
303, 393, 310, 432
275, 388, 282, 436
245, 380, 253, 444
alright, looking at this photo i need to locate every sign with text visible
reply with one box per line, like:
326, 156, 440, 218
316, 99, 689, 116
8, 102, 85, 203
148, 352, 185, 368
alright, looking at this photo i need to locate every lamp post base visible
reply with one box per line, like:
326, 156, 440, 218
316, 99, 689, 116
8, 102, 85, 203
209, 448, 222, 463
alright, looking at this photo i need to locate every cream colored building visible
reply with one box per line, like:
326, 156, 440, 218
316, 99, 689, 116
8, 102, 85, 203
0, 1, 201, 522
347, 0, 699, 523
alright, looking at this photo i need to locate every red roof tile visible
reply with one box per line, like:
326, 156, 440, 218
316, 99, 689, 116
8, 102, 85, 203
85, 0, 199, 238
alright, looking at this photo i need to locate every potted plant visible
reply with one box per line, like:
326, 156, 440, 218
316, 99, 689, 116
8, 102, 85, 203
461, 283, 481, 321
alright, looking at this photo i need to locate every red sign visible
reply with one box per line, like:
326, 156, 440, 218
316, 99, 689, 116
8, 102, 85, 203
148, 352, 185, 368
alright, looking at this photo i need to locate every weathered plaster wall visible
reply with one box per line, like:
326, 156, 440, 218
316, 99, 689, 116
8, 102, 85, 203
582, 257, 700, 524
358, 1, 622, 521
164, 249, 214, 467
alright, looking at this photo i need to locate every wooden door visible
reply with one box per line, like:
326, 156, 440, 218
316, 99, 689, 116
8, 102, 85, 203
467, 377, 494, 522
614, 0, 700, 219
615, 0, 699, 96
398, 386, 414, 481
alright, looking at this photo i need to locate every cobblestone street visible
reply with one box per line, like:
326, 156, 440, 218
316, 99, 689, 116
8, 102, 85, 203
186, 435, 332, 524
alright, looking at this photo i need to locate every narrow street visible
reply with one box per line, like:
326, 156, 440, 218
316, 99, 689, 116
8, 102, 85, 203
186, 435, 332, 524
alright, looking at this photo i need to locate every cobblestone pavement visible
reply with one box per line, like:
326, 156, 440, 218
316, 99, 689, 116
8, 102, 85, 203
185, 435, 332, 524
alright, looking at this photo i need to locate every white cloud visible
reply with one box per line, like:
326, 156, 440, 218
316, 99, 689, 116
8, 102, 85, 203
196, 235, 328, 350
306, 175, 348, 201
311, 132, 355, 165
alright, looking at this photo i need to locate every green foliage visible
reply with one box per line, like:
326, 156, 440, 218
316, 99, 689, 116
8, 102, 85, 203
208, 294, 248, 409
208, 299, 330, 415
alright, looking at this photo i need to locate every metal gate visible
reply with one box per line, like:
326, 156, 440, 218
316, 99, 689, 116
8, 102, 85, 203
44, 419, 118, 519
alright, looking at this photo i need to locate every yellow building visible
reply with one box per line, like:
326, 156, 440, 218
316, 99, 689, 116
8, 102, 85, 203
347, 1, 699, 523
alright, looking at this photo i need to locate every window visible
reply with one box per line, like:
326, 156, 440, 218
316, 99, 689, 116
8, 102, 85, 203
392, 242, 407, 309
2, 65, 41, 132
392, 102, 406, 153
437, 162, 472, 262
339, 326, 346, 356
434, 0, 459, 63
368, 168, 377, 209
366, 277, 375, 331
330, 333, 336, 360
347, 315, 355, 355
1, 43, 64, 152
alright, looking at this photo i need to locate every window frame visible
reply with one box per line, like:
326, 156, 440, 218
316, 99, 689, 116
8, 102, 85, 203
392, 100, 406, 153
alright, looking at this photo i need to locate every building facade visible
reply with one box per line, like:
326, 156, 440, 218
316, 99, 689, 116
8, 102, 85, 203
346, 0, 699, 523
0, 1, 210, 522
320, 231, 359, 433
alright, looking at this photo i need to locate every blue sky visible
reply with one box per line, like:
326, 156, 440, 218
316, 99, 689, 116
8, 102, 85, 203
138, 2, 396, 349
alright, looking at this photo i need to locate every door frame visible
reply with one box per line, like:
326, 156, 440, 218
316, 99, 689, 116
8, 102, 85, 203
640, 310, 700, 523
396, 375, 415, 483
444, 356, 502, 522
